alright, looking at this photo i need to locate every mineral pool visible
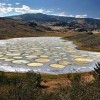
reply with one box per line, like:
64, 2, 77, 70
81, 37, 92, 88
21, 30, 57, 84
0, 37, 100, 74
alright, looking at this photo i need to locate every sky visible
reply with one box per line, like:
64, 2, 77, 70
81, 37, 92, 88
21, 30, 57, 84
0, 0, 100, 18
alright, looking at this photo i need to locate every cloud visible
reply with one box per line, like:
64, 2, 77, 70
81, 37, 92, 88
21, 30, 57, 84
0, 3, 52, 16
0, 3, 53, 16
67, 15, 74, 17
14, 5, 53, 14
57, 12, 67, 16
53, 12, 88, 18
0, 3, 6, 6
95, 18, 100, 20
0, 2, 88, 18
15, 3, 20, 5
8, 4, 12, 6
75, 14, 87, 18
14, 5, 45, 14
0, 3, 13, 15
52, 12, 67, 17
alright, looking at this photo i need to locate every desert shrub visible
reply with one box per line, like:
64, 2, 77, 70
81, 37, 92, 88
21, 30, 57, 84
0, 71, 7, 84
93, 63, 100, 88
25, 71, 42, 87
94, 63, 100, 76
86, 32, 93, 35
69, 73, 82, 100
0, 71, 43, 100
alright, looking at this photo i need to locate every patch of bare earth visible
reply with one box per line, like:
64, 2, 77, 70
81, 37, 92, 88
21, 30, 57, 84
41, 73, 94, 92
41, 78, 70, 92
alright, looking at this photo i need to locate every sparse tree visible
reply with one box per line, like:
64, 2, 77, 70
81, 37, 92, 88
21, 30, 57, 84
94, 63, 100, 83
94, 63, 100, 76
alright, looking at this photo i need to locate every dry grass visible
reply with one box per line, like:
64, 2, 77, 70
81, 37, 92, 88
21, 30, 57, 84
0, 71, 100, 100
63, 33, 100, 52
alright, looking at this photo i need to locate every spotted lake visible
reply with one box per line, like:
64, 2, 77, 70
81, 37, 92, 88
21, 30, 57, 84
0, 37, 100, 74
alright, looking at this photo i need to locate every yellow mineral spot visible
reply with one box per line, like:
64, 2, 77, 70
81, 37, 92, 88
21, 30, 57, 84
6, 53, 21, 56
58, 60, 71, 66
12, 60, 29, 64
75, 58, 93, 62
27, 63, 43, 67
13, 56, 23, 59
35, 58, 50, 63
25, 55, 37, 59
4, 59, 14, 62
73, 61, 89, 65
92, 55, 100, 59
67, 50, 75, 53
0, 57, 7, 60
50, 64, 65, 68
0, 55, 3, 57
70, 55, 82, 58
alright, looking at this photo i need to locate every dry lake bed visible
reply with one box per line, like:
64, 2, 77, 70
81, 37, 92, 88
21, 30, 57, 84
0, 37, 100, 74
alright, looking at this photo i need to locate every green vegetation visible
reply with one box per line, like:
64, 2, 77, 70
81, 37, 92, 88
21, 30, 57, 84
0, 63, 100, 100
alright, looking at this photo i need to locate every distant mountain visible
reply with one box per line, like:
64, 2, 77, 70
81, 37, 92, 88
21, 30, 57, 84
8, 13, 100, 30
9, 13, 75, 22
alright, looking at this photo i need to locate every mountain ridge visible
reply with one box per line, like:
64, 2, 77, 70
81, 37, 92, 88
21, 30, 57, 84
7, 13, 100, 30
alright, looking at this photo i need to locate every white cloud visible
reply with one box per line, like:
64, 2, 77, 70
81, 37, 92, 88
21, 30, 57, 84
75, 14, 87, 18
16, 3, 20, 5
0, 3, 6, 6
14, 5, 46, 14
0, 3, 13, 15
67, 15, 74, 17
0, 2, 88, 18
57, 12, 67, 16
8, 4, 12, 6
95, 18, 100, 20
14, 5, 31, 13
52, 12, 67, 17
7, 7, 13, 12
53, 12, 88, 18
0, 3, 52, 16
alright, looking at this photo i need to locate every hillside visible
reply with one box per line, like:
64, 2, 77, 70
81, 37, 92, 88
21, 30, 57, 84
9, 13, 100, 30
0, 17, 52, 39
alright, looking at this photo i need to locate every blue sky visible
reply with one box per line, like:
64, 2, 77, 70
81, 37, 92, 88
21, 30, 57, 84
0, 0, 100, 18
